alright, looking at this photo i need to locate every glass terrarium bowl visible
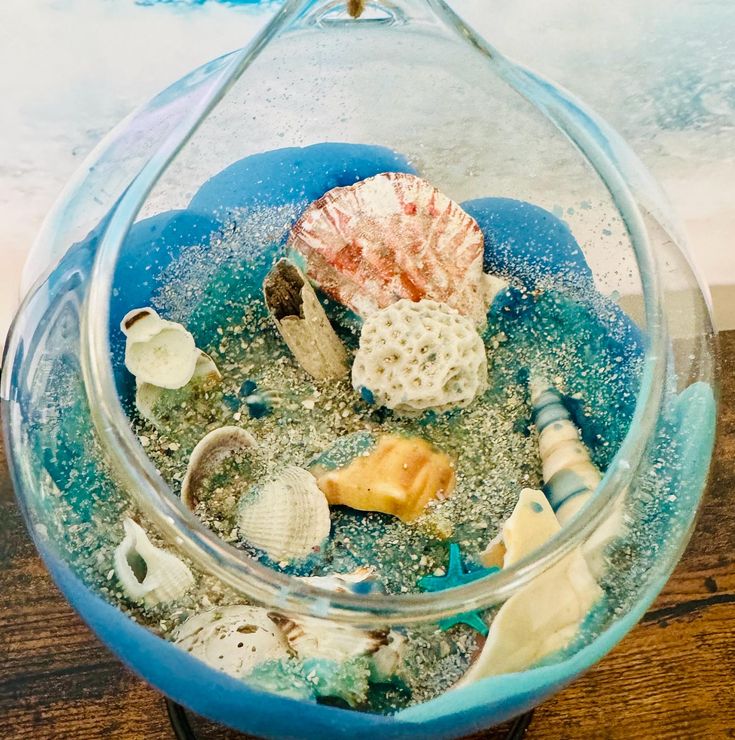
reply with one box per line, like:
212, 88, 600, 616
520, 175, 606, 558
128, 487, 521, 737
2, 1, 717, 738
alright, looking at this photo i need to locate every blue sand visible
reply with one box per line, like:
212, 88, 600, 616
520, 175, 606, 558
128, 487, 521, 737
189, 142, 417, 222
418, 543, 499, 636
461, 197, 593, 290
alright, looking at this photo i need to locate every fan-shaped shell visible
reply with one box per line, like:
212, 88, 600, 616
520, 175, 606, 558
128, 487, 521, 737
114, 518, 194, 607
181, 426, 257, 511
174, 605, 291, 678
121, 307, 200, 390
288, 172, 489, 325
238, 467, 331, 562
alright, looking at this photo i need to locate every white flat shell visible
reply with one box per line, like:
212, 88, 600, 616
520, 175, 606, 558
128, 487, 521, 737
121, 307, 200, 390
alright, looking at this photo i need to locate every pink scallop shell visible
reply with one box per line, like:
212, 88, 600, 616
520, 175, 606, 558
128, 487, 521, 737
288, 173, 487, 324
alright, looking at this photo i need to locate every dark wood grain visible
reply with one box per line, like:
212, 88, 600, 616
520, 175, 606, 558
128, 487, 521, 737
1, 334, 733, 740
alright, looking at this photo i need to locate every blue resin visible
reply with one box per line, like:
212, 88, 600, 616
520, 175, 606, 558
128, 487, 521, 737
189, 142, 417, 222
461, 197, 593, 290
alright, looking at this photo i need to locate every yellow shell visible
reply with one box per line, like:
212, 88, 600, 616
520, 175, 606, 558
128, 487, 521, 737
314, 435, 455, 523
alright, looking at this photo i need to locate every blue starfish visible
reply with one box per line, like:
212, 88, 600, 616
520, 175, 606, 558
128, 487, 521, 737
418, 543, 499, 636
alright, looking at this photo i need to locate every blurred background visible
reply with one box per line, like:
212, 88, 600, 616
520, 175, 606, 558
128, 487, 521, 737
1, 0, 733, 342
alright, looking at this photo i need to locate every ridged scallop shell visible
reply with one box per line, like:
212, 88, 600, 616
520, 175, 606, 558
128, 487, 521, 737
174, 606, 291, 678
268, 612, 388, 663
181, 426, 257, 511
288, 172, 490, 325
314, 435, 455, 523
114, 518, 194, 607
238, 467, 331, 562
480, 488, 560, 569
121, 307, 201, 390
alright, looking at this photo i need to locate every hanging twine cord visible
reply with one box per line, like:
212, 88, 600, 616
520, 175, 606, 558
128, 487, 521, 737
347, 0, 366, 18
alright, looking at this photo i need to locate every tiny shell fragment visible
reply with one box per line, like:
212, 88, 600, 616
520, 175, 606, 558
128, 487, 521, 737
313, 435, 455, 523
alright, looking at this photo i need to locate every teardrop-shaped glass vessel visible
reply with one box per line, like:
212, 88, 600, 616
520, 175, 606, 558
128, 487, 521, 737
3, 0, 716, 736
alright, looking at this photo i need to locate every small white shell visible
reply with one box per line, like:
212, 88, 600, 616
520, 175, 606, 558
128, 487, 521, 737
370, 630, 407, 681
174, 605, 291, 678
181, 426, 257, 510
135, 351, 221, 425
298, 566, 378, 594
238, 467, 331, 563
480, 489, 560, 569
268, 612, 388, 663
121, 307, 200, 390
114, 518, 194, 607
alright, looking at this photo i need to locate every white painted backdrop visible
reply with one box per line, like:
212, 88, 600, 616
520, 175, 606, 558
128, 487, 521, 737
0, 0, 732, 342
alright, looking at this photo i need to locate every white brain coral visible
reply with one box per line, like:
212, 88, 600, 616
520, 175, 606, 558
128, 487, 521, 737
352, 299, 488, 415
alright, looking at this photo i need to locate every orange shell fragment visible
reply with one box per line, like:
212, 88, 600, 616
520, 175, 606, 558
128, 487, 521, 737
314, 435, 456, 523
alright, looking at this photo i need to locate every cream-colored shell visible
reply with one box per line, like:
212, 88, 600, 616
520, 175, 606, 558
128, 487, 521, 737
174, 605, 291, 678
458, 549, 602, 684
459, 489, 602, 684
351, 299, 487, 415
181, 426, 257, 510
268, 612, 388, 663
135, 350, 221, 425
480, 488, 560, 568
121, 307, 200, 390
238, 467, 331, 562
114, 518, 194, 607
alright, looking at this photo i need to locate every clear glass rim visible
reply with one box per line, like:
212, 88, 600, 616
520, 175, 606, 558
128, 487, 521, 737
78, 0, 669, 626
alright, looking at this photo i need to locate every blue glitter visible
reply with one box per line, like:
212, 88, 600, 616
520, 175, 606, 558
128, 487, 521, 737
247, 400, 270, 419
240, 379, 258, 396
418, 543, 499, 636
222, 394, 241, 412
359, 386, 375, 405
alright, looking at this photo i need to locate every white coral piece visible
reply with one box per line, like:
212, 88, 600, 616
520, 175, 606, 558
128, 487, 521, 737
351, 299, 487, 415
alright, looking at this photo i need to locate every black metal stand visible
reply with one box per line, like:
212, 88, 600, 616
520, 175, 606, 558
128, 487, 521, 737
165, 697, 535, 740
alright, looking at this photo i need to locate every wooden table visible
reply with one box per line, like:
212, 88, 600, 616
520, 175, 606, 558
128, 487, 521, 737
1, 334, 733, 740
